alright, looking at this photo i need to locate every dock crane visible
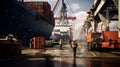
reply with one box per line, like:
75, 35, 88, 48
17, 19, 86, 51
52, 0, 76, 21
86, 10, 119, 51
51, 0, 76, 41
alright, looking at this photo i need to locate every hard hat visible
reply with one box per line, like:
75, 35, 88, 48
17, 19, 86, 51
73, 38, 75, 41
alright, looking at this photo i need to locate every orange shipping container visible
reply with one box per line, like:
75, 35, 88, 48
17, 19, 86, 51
33, 36, 45, 49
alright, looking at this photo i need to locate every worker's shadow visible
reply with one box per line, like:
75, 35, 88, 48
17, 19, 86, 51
72, 59, 77, 67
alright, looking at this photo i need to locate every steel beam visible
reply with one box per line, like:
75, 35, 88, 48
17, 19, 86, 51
94, 0, 106, 16
112, 0, 118, 8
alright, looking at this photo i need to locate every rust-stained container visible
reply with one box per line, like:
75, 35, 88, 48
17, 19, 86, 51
24, 1, 55, 26
33, 36, 45, 49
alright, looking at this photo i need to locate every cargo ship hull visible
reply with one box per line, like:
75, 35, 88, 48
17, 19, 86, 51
0, 0, 54, 45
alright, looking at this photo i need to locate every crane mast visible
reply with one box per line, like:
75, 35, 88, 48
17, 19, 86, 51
52, 0, 76, 41
59, 0, 69, 25
53, 0, 76, 21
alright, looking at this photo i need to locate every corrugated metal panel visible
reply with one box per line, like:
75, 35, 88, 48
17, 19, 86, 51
24, 2, 54, 25
33, 36, 45, 49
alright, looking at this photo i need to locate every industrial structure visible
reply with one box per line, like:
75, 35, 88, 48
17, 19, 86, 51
51, 0, 76, 42
80, 0, 120, 50
1, 0, 120, 67
0, 0, 55, 45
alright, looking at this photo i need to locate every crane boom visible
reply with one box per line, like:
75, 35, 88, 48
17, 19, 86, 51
52, 0, 60, 13
98, 13, 109, 31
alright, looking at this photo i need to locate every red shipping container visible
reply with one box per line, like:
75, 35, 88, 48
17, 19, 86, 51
33, 36, 45, 49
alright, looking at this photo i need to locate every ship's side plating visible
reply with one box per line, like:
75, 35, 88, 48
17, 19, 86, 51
0, 0, 55, 46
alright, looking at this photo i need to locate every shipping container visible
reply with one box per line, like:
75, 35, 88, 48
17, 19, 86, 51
24, 1, 51, 14
33, 36, 45, 49
24, 1, 54, 25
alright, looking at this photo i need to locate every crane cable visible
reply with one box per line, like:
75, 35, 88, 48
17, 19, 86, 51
54, 0, 62, 16
66, 0, 73, 16
65, 0, 75, 17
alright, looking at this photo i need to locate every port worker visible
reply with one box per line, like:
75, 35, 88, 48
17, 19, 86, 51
6, 34, 17, 41
59, 39, 63, 49
71, 39, 78, 59
6, 34, 14, 41
29, 38, 33, 49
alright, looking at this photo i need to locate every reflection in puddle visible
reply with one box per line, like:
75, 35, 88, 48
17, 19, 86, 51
72, 59, 77, 67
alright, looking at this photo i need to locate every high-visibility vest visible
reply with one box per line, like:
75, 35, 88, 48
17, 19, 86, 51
6, 36, 13, 41
71, 41, 77, 47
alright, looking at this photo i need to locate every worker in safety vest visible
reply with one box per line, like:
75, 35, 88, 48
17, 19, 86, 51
6, 34, 17, 41
6, 34, 14, 41
71, 39, 78, 58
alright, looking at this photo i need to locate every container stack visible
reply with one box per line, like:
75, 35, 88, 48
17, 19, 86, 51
24, 1, 55, 26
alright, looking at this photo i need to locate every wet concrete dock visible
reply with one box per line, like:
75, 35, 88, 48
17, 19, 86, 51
0, 42, 120, 67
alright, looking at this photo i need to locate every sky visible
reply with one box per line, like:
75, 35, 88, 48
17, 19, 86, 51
24, 0, 94, 39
